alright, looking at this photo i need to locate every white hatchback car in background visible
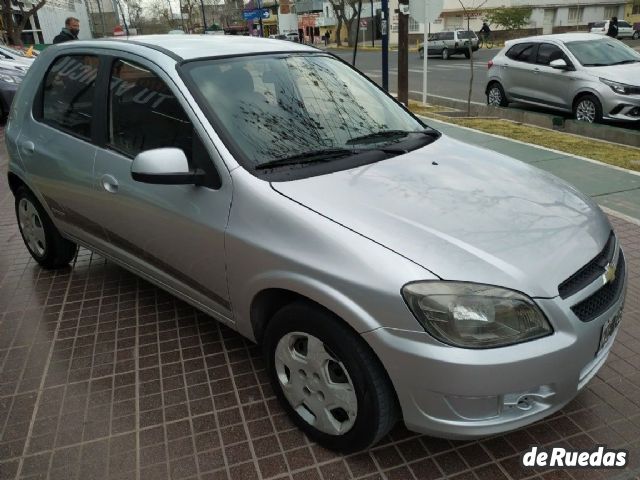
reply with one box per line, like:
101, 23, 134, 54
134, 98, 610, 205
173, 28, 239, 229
590, 20, 634, 38
486, 33, 640, 123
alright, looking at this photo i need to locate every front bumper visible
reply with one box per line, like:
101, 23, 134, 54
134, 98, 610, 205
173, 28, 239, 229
601, 91, 640, 122
363, 253, 628, 439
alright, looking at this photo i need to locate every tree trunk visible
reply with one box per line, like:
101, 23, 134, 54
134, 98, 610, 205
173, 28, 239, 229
345, 17, 355, 46
335, 17, 343, 46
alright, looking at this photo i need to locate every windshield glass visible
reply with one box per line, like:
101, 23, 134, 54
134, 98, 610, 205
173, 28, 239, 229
565, 38, 640, 66
182, 54, 425, 171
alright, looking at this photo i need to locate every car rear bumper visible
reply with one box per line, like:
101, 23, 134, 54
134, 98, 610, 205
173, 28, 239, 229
363, 254, 628, 439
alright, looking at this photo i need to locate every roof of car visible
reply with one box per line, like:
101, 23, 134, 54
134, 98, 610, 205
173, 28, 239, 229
69, 35, 317, 60
505, 33, 606, 46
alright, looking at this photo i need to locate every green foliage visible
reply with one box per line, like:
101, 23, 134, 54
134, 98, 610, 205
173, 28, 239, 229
485, 7, 532, 31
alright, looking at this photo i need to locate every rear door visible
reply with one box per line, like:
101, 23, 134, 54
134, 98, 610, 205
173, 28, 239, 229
618, 21, 633, 38
90, 54, 233, 320
16, 53, 107, 245
501, 42, 540, 103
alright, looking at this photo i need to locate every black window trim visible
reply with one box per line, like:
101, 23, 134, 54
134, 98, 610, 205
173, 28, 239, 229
34, 53, 101, 144
96, 52, 222, 189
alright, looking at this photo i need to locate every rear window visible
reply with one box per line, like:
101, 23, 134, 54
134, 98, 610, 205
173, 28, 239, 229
457, 31, 477, 39
506, 43, 537, 63
41, 55, 98, 140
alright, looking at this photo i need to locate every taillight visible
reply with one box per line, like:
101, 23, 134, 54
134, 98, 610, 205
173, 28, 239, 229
488, 60, 494, 69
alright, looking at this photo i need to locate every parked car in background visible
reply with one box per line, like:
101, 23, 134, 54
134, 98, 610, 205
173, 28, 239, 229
6, 35, 627, 453
0, 66, 25, 120
633, 23, 640, 39
168, 29, 185, 34
590, 20, 634, 38
284, 32, 300, 42
419, 30, 479, 60
269, 34, 287, 40
0, 45, 36, 67
486, 33, 640, 123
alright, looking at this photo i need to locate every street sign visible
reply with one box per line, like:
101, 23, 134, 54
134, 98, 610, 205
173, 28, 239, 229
243, 9, 270, 20
409, 0, 443, 23
360, 19, 367, 30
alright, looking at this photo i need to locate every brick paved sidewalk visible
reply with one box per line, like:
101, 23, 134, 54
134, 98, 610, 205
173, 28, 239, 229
1, 126, 639, 480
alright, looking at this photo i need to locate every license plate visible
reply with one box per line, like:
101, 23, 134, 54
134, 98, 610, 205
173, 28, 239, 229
598, 305, 624, 354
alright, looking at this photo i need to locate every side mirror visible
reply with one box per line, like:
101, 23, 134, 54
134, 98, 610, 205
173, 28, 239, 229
131, 148, 206, 185
550, 58, 569, 70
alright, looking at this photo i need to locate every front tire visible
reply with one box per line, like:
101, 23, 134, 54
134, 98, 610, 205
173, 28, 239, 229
14, 187, 77, 268
419, 48, 424, 59
441, 48, 450, 60
264, 302, 397, 453
574, 94, 603, 124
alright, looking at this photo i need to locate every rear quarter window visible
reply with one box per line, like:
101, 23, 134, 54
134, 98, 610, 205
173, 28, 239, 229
506, 43, 537, 62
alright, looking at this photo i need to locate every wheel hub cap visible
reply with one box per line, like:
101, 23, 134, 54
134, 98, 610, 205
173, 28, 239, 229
18, 198, 46, 256
274, 332, 358, 435
576, 100, 595, 123
488, 87, 502, 106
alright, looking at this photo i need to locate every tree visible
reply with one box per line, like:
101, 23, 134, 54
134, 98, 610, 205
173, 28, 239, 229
485, 7, 532, 32
125, 0, 143, 31
457, 0, 487, 116
1, 0, 47, 45
326, 0, 345, 46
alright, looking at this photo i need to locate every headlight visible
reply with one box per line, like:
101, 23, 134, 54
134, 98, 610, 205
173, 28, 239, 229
0, 73, 23, 84
600, 78, 633, 95
402, 281, 553, 349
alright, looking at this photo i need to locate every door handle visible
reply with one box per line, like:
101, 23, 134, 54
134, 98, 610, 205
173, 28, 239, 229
101, 174, 119, 194
21, 140, 35, 155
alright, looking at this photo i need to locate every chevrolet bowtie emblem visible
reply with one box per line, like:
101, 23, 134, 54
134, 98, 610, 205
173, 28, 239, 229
603, 263, 617, 285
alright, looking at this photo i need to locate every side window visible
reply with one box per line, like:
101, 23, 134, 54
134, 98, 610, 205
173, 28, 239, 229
536, 43, 564, 65
506, 43, 537, 63
108, 59, 194, 161
443, 32, 454, 40
42, 55, 98, 139
619, 21, 631, 28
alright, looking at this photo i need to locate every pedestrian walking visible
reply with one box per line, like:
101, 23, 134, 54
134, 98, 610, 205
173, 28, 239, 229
607, 16, 619, 38
53, 17, 80, 44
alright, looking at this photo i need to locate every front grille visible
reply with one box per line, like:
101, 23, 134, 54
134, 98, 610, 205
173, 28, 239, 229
558, 232, 615, 299
570, 251, 625, 322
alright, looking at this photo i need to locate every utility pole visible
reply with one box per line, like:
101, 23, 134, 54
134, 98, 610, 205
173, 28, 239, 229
200, 0, 207, 31
370, 0, 374, 46
381, 0, 389, 90
397, 0, 409, 105
352, 0, 362, 65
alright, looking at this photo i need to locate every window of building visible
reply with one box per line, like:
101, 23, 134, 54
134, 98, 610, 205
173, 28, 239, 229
409, 16, 419, 32
604, 6, 618, 19
42, 55, 98, 139
633, 1, 640, 15
568, 7, 584, 24
108, 59, 194, 161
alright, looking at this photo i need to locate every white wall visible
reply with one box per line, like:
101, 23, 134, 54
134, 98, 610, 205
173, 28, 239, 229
39, 0, 93, 43
278, 13, 298, 33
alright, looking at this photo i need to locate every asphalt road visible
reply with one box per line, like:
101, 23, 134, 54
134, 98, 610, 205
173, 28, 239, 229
328, 47, 497, 105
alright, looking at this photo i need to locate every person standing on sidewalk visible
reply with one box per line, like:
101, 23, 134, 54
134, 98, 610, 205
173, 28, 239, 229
53, 17, 80, 44
606, 17, 619, 38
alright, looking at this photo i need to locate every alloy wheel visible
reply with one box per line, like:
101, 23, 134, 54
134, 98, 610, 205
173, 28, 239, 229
488, 86, 503, 106
18, 198, 46, 257
274, 332, 358, 435
576, 99, 596, 123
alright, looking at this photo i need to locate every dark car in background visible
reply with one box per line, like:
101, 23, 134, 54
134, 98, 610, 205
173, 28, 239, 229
0, 66, 24, 120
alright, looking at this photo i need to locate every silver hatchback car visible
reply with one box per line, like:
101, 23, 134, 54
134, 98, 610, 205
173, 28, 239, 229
6, 36, 627, 452
486, 33, 640, 123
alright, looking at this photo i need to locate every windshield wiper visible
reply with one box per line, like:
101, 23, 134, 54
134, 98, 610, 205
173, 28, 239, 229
346, 128, 437, 145
255, 148, 356, 170
610, 59, 639, 65
582, 63, 610, 67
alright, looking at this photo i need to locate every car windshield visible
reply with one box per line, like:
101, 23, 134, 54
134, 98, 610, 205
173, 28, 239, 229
182, 53, 427, 171
457, 31, 477, 39
565, 38, 640, 66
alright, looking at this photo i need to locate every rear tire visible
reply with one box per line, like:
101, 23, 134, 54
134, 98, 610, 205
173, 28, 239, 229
634, 31, 639, 40
573, 94, 602, 124
441, 48, 450, 60
14, 186, 77, 269
264, 302, 397, 453
487, 82, 508, 107
419, 48, 424, 59
464, 50, 471, 59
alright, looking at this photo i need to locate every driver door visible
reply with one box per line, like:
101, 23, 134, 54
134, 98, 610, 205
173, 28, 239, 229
91, 55, 233, 320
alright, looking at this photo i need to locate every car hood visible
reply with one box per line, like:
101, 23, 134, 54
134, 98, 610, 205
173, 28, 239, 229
586, 63, 640, 85
271, 135, 611, 298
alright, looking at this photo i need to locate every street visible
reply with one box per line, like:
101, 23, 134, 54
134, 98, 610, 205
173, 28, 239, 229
329, 47, 502, 104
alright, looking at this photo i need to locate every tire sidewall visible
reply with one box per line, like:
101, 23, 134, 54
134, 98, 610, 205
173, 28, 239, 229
264, 303, 389, 453
442, 48, 449, 60
574, 94, 602, 123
